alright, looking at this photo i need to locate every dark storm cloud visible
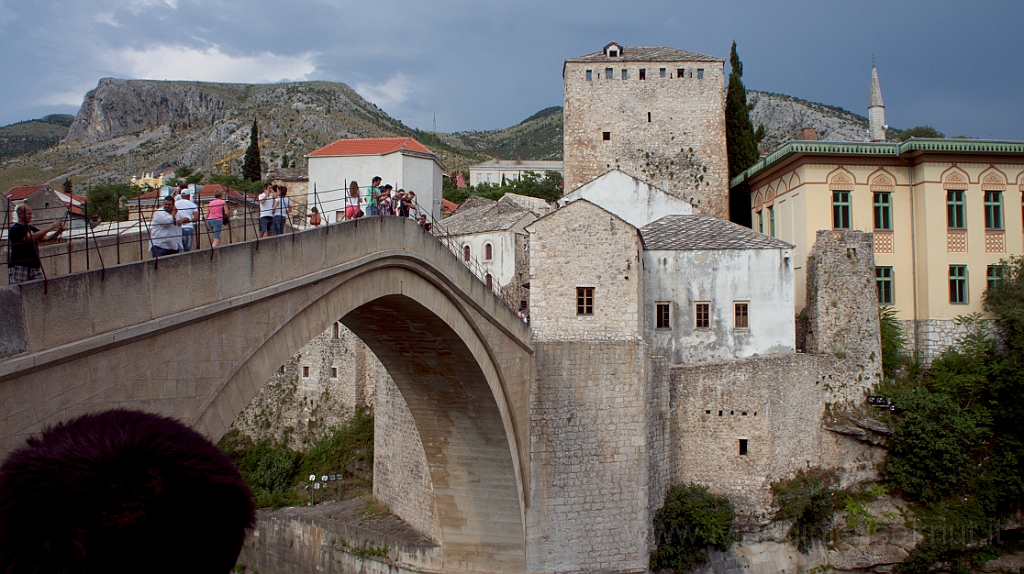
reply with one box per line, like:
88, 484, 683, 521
0, 0, 1021, 138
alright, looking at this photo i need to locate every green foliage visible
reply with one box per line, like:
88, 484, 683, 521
772, 470, 841, 553
984, 256, 1024, 353
337, 537, 389, 560
243, 118, 262, 182
174, 166, 204, 185
0, 114, 73, 160
61, 178, 73, 195
650, 483, 739, 572
85, 183, 144, 221
219, 410, 374, 510
207, 173, 263, 196
896, 126, 945, 141
878, 306, 1024, 572
725, 41, 758, 180
879, 306, 907, 379
443, 170, 562, 205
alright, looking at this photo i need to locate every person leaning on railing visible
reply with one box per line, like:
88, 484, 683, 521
7, 204, 64, 284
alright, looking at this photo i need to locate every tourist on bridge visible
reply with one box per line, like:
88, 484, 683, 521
174, 186, 199, 252
149, 195, 183, 257
307, 205, 322, 227
7, 204, 63, 284
205, 188, 227, 248
258, 182, 275, 237
365, 176, 382, 216
273, 185, 291, 235
345, 181, 362, 219
378, 185, 393, 216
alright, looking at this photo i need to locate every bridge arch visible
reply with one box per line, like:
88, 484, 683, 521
0, 217, 531, 571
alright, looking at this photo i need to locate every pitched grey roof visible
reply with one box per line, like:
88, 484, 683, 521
437, 196, 537, 236
566, 46, 723, 64
640, 216, 793, 250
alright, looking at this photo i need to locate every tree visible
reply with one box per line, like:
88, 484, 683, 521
896, 125, 944, 141
62, 179, 73, 195
725, 41, 759, 228
650, 483, 738, 572
174, 166, 204, 186
984, 256, 1024, 354
242, 118, 262, 182
85, 183, 143, 222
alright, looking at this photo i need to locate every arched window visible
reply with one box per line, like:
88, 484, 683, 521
485, 274, 493, 289
463, 245, 471, 262
485, 243, 493, 260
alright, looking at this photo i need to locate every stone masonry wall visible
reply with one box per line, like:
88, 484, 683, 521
229, 322, 379, 449
528, 200, 643, 340
670, 354, 887, 526
804, 230, 882, 405
563, 59, 728, 219
373, 373, 436, 541
899, 318, 972, 366
528, 339, 665, 573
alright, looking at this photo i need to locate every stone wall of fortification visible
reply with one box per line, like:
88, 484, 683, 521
563, 60, 729, 219
528, 339, 667, 573
229, 323, 379, 449
804, 230, 882, 405
373, 375, 436, 540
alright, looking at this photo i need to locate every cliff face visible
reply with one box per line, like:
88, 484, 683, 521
747, 90, 873, 151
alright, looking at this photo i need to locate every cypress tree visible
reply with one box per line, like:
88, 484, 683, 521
242, 118, 262, 182
725, 41, 759, 227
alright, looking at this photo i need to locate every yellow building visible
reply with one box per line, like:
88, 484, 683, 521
731, 138, 1024, 360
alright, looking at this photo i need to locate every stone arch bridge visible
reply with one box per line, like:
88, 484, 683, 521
0, 216, 533, 572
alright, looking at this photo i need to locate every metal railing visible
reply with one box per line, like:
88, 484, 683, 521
3, 186, 518, 311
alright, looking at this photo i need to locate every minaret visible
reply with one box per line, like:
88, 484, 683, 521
869, 58, 886, 141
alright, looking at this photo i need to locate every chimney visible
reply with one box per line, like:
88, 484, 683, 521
517, 156, 522, 165
799, 128, 817, 141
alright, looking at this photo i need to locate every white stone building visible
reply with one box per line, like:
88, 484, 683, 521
435, 193, 550, 307
468, 159, 563, 185
306, 137, 443, 221
558, 169, 694, 228
640, 215, 795, 364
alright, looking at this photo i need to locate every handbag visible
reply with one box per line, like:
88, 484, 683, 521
222, 208, 231, 223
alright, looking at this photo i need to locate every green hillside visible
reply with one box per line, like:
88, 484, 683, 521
0, 114, 74, 162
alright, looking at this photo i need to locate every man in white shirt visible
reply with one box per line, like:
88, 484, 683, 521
175, 188, 199, 252
150, 196, 183, 257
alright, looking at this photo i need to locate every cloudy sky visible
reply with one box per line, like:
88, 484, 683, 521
1, 0, 1021, 138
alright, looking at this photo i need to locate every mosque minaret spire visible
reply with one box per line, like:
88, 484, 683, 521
869, 57, 887, 141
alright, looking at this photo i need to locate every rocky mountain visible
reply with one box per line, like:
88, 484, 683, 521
0, 79, 883, 194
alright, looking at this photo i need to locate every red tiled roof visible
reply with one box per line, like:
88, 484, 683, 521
441, 199, 458, 214
5, 185, 48, 200
307, 137, 435, 158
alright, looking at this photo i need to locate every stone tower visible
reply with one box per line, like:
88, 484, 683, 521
869, 59, 886, 142
562, 42, 729, 219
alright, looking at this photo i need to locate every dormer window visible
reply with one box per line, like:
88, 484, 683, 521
609, 49, 618, 57
603, 43, 623, 58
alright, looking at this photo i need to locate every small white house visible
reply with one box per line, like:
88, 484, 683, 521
436, 194, 549, 306
468, 159, 563, 185
306, 137, 444, 220
558, 169, 693, 229
640, 215, 795, 364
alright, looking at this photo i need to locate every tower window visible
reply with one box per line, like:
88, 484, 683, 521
949, 265, 968, 304
659, 68, 666, 78
605, 68, 613, 79
463, 245, 471, 262
577, 287, 594, 315
947, 190, 966, 229
647, 112, 652, 123
330, 367, 338, 378
621, 69, 627, 80
677, 68, 685, 78
302, 366, 310, 378
988, 265, 1006, 291
486, 274, 493, 289
739, 439, 748, 456
734, 302, 749, 329
985, 190, 1004, 230
656, 302, 671, 329
485, 243, 493, 260
602, 131, 611, 141
639, 68, 646, 80
876, 267, 894, 304
332, 322, 340, 339
832, 190, 851, 229
873, 192, 892, 230
586, 69, 592, 81
695, 302, 711, 329
697, 68, 704, 79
